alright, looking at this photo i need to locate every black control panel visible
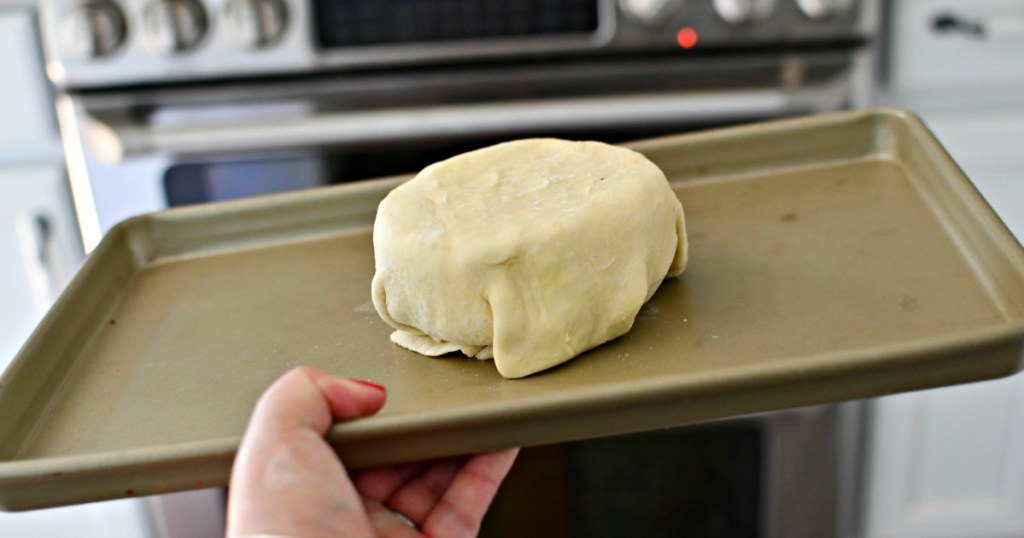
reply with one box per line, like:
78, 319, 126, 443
314, 0, 600, 48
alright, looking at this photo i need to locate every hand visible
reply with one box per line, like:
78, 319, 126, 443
226, 366, 518, 538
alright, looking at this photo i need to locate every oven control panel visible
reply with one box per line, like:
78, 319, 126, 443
40, 0, 869, 88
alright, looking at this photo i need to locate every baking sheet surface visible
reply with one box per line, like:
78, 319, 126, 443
18, 161, 1004, 458
2, 110, 1023, 510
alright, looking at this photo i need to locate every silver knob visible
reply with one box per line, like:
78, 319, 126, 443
795, 0, 855, 20
618, 0, 685, 25
711, 0, 775, 24
60, 1, 127, 60
223, 0, 289, 49
141, 0, 208, 55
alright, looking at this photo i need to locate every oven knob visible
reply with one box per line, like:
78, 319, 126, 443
619, 0, 685, 25
60, 1, 127, 60
223, 0, 288, 49
141, 0, 208, 55
795, 0, 854, 19
711, 0, 775, 24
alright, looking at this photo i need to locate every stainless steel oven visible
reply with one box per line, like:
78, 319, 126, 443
39, 0, 882, 536
42, 0, 880, 250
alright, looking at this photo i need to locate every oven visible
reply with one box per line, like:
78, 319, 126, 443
39, 0, 882, 536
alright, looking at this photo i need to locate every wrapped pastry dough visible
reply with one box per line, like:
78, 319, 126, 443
371, 138, 687, 378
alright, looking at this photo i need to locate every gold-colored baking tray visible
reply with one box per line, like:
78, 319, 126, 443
2, 110, 1023, 511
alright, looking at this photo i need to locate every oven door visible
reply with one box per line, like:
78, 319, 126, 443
481, 403, 865, 538
58, 50, 858, 252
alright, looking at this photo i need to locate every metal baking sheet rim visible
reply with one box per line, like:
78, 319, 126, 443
2, 327, 1015, 489
2, 326, 1021, 498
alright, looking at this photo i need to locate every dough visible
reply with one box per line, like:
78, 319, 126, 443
371, 138, 687, 378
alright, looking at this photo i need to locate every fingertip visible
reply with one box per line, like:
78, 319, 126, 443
310, 372, 388, 420
253, 367, 387, 433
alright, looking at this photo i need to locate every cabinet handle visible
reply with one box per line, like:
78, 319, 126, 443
932, 12, 986, 39
933, 10, 1024, 41
30, 212, 73, 301
34, 213, 53, 267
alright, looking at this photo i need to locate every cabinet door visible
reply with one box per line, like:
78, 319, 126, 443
0, 166, 158, 537
0, 10, 60, 161
0, 164, 82, 372
886, 0, 1024, 100
0, 162, 160, 535
863, 378, 1024, 538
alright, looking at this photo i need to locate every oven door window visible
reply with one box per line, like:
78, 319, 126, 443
163, 155, 333, 206
158, 126, 738, 208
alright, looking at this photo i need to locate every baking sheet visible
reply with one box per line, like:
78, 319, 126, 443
2, 109, 1023, 510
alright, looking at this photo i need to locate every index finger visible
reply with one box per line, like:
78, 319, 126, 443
421, 448, 520, 538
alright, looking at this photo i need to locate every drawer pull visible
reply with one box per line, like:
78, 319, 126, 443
932, 12, 986, 39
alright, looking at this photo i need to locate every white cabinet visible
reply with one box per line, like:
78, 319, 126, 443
0, 164, 80, 373
863, 4, 1024, 527
0, 7, 155, 538
887, 0, 1024, 102
863, 376, 1024, 538
861, 109, 1024, 538
0, 500, 154, 538
0, 10, 61, 161
0, 0, 76, 387
0, 165, 156, 538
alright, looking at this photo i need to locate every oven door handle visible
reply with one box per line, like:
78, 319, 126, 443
82, 88, 842, 164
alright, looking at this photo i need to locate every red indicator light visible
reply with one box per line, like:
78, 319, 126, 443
676, 27, 698, 49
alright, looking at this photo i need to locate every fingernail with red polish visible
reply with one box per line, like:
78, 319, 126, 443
351, 378, 386, 392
